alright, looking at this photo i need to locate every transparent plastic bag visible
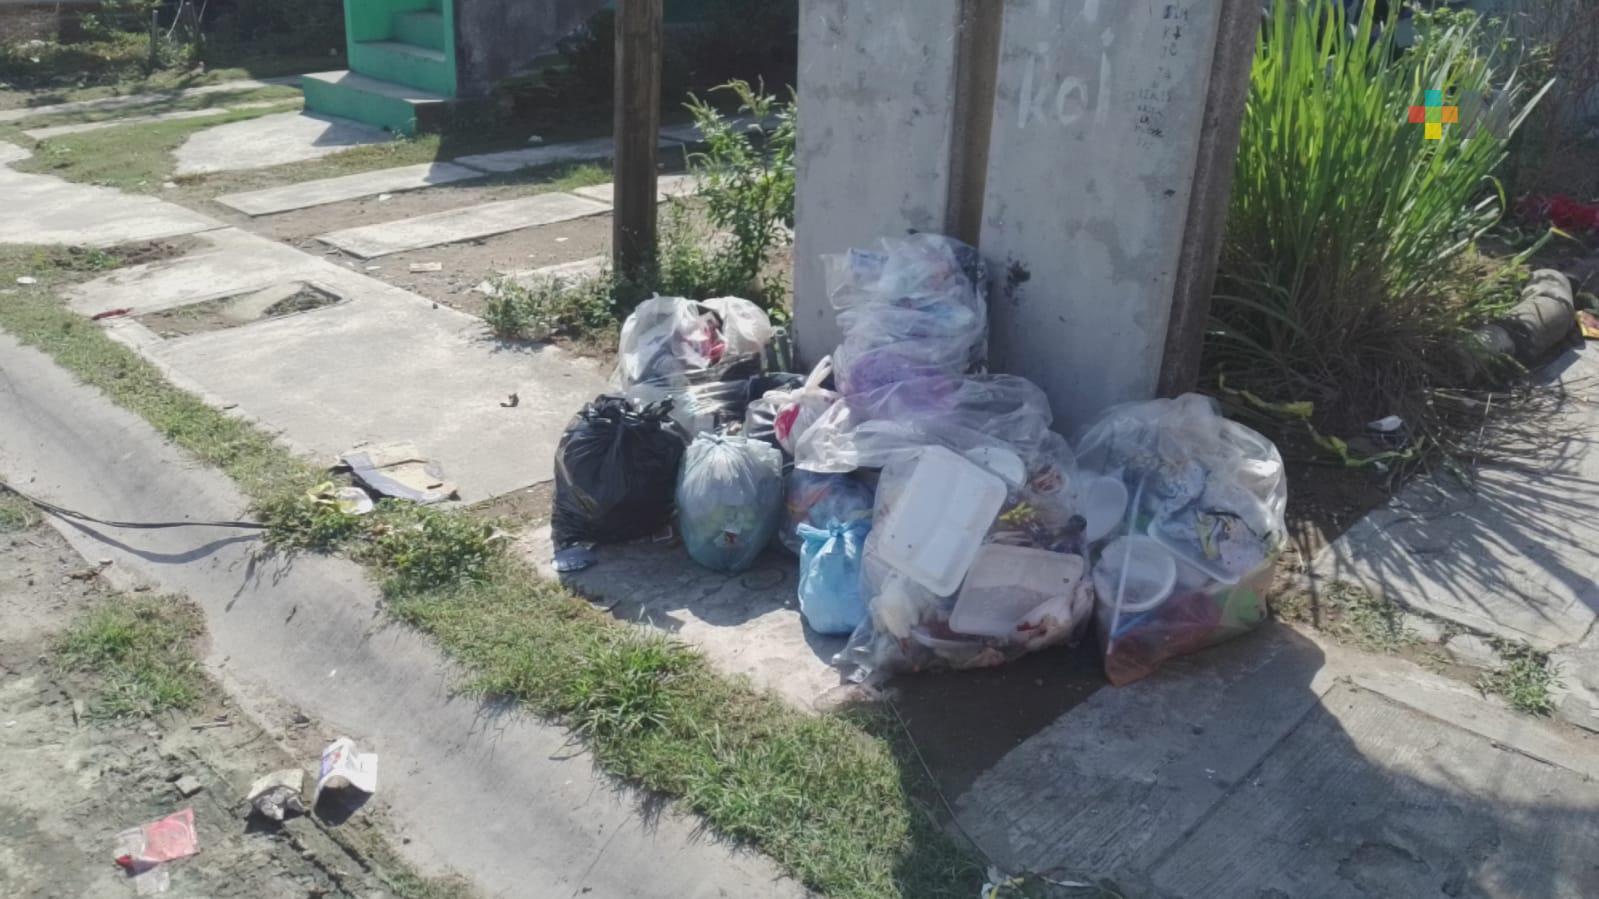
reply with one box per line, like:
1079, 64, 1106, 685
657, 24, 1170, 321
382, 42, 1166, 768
781, 470, 875, 555
794, 375, 1053, 475
797, 521, 871, 635
1078, 394, 1287, 685
823, 234, 989, 398
615, 297, 723, 389
676, 434, 785, 572
701, 296, 776, 359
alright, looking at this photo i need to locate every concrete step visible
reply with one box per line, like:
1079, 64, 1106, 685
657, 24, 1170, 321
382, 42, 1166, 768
301, 70, 447, 136
350, 39, 453, 96
392, 11, 447, 52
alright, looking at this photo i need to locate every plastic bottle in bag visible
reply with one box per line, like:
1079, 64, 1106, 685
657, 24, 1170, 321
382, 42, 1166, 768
676, 434, 785, 572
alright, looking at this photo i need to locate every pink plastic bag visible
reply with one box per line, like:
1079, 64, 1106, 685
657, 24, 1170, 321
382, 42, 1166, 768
114, 808, 198, 872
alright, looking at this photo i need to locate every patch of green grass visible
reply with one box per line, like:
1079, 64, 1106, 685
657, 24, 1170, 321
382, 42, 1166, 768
1478, 643, 1561, 716
1273, 581, 1420, 653
484, 269, 619, 347
0, 491, 42, 532
0, 51, 331, 111
9, 84, 301, 130
0, 242, 984, 898
14, 101, 301, 191
54, 595, 206, 719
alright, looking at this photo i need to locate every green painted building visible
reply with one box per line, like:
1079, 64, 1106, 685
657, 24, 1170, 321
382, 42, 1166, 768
305, 0, 605, 135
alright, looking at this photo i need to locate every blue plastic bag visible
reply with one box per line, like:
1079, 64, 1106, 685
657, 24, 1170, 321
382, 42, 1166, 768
781, 470, 875, 554
797, 521, 871, 635
677, 434, 785, 572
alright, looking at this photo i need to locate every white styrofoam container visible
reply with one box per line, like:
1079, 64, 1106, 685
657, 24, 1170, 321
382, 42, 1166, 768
872, 446, 1008, 596
950, 545, 1087, 638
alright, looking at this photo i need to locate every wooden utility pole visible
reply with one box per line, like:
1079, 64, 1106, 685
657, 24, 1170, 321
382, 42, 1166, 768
613, 0, 663, 284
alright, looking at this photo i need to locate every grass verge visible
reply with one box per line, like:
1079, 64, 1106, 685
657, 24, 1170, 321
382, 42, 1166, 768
0, 242, 983, 898
54, 594, 206, 719
7, 84, 301, 131
1478, 643, 1562, 716
1273, 581, 1420, 654
14, 101, 302, 191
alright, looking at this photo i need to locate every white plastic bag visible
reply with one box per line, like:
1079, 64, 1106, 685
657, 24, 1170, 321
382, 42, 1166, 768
701, 296, 776, 359
747, 357, 839, 456
615, 296, 723, 389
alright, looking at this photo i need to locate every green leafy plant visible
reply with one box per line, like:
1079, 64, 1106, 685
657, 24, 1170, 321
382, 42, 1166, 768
681, 79, 796, 311
1212, 0, 1550, 433
1478, 642, 1561, 716
484, 271, 620, 345
364, 503, 501, 594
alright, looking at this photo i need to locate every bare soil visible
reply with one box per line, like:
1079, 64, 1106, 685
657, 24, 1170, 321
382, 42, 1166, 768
137, 283, 341, 338
0, 513, 470, 899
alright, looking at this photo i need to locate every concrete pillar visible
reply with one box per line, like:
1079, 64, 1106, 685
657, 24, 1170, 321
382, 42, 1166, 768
792, 0, 1257, 431
791, 0, 967, 366
979, 0, 1256, 431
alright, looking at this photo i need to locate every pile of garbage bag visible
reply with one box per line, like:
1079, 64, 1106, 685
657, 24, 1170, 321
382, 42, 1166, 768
551, 235, 1287, 687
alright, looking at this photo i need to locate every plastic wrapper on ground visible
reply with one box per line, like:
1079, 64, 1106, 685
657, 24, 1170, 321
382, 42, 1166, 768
552, 396, 689, 546
1079, 394, 1288, 685
676, 434, 785, 572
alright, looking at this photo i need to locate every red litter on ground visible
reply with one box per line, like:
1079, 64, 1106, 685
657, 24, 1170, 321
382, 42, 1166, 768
91, 307, 133, 321
114, 808, 199, 872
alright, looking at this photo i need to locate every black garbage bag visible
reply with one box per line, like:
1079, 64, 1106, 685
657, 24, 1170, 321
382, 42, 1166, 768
552, 396, 689, 546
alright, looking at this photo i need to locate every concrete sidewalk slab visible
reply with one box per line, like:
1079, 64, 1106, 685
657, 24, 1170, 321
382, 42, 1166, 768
1314, 347, 1599, 726
317, 191, 610, 258
0, 332, 804, 899
572, 173, 701, 205
216, 161, 485, 216
133, 271, 605, 502
520, 527, 846, 708
174, 111, 390, 176
0, 147, 220, 246
0, 77, 299, 124
954, 626, 1599, 896
66, 228, 327, 317
454, 135, 687, 175
22, 99, 294, 140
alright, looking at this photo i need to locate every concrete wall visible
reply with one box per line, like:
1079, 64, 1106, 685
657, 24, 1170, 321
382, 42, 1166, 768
452, 0, 605, 97
791, 0, 966, 364
979, 0, 1242, 430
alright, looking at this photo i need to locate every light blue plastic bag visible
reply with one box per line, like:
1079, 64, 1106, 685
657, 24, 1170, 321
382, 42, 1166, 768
797, 521, 871, 635
677, 434, 785, 572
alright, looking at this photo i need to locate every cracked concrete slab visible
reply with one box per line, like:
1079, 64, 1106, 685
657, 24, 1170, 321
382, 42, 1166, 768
953, 626, 1599, 896
70, 228, 607, 501
317, 191, 610, 258
174, 111, 390, 176
572, 173, 702, 205
215, 161, 485, 216
0, 145, 221, 246
1314, 347, 1599, 663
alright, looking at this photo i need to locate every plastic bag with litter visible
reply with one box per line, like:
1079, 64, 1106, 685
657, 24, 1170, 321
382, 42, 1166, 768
797, 520, 871, 635
1078, 394, 1287, 685
824, 234, 989, 397
676, 434, 785, 572
745, 357, 839, 456
552, 396, 689, 546
781, 469, 875, 555
794, 374, 1053, 475
614, 296, 773, 390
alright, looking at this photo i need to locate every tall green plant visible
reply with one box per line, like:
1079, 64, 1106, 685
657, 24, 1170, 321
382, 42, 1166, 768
1212, 0, 1549, 429
683, 80, 796, 311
